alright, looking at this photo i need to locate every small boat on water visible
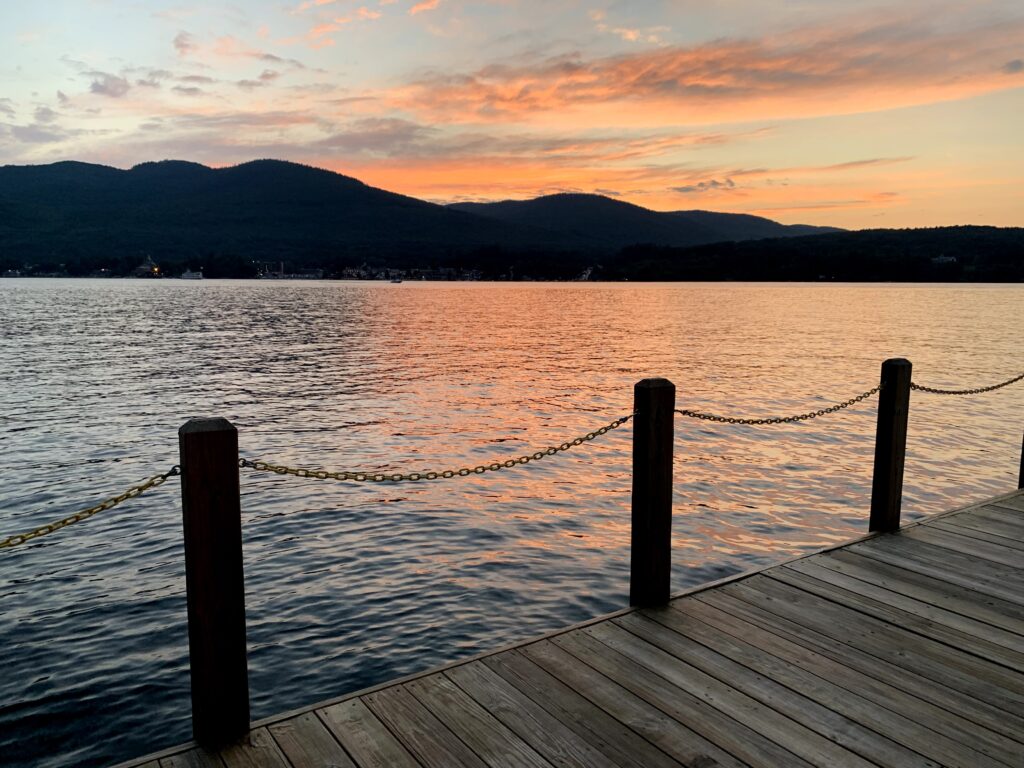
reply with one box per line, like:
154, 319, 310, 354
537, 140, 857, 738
390, 278, 403, 283
181, 270, 203, 280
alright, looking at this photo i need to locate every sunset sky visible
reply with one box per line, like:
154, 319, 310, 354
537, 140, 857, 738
2, 0, 1022, 227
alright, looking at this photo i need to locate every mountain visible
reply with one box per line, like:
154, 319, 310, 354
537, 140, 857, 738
448, 194, 840, 248
0, 160, 840, 277
0, 159, 580, 273
9, 159, 1011, 282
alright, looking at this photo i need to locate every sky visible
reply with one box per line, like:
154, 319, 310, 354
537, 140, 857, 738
1, 0, 1022, 228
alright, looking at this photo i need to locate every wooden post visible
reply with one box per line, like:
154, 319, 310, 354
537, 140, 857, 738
1018, 431, 1024, 490
631, 378, 676, 606
178, 418, 249, 747
869, 359, 912, 532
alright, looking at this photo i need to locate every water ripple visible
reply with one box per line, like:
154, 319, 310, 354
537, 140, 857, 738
1, 279, 1022, 767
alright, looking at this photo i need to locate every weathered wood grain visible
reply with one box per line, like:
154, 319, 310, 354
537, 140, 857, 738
695, 588, 1024, 742
404, 674, 551, 768
159, 750, 223, 768
119, 490, 1024, 768
482, 649, 683, 768
520, 639, 743, 768
614, 611, 943, 767
662, 599, 1024, 766
318, 699, 421, 768
219, 728, 290, 768
266, 712, 356, 768
552, 629, 810, 768
363, 684, 484, 768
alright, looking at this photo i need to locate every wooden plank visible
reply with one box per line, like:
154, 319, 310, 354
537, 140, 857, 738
817, 549, 1024, 634
772, 565, 1024, 670
584, 620, 876, 768
963, 504, 1024, 528
697, 586, 1024, 742
993, 494, 1024, 511
520, 640, 745, 768
613, 611, 942, 768
899, 525, 1024, 568
219, 728, 291, 768
363, 684, 485, 768
849, 537, 1024, 606
445, 661, 620, 768
667, 597, 1024, 766
404, 673, 552, 768
483, 649, 682, 768
928, 519, 1024, 552
951, 508, 1024, 540
785, 557, 1024, 655
160, 750, 223, 768
267, 712, 356, 768
550, 630, 812, 768
875, 535, 1024, 586
318, 698, 421, 768
731, 575, 1024, 710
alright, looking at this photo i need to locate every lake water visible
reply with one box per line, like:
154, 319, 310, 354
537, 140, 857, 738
1, 279, 1022, 767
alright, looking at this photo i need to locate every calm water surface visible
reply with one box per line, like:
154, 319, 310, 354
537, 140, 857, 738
1, 280, 1022, 767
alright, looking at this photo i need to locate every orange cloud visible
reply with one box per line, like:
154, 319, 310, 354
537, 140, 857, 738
387, 15, 1024, 125
409, 0, 440, 15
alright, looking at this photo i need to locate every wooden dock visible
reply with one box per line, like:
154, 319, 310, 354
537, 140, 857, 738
120, 489, 1024, 768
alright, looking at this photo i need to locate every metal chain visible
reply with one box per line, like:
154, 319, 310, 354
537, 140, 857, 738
675, 386, 881, 425
0, 466, 181, 551
911, 372, 1024, 396
239, 413, 634, 483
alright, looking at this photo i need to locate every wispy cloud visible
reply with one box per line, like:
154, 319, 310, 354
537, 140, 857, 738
409, 0, 440, 15
390, 13, 1024, 123
673, 178, 736, 194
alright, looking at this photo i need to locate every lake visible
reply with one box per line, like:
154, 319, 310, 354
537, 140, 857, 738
1, 279, 1022, 767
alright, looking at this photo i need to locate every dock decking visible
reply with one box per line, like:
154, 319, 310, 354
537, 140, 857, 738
122, 490, 1024, 768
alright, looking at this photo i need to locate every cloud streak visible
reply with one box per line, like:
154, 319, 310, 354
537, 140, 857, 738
389, 14, 1024, 124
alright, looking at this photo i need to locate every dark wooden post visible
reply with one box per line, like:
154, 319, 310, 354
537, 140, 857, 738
631, 378, 676, 606
1018, 431, 1023, 490
178, 418, 249, 747
869, 359, 912, 532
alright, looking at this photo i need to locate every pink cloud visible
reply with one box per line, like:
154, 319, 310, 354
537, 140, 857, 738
386, 14, 1024, 124
409, 0, 440, 15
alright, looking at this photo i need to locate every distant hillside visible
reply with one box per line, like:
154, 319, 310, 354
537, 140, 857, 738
0, 159, 578, 274
608, 226, 1024, 282
1, 159, 1019, 281
0, 160, 842, 277
449, 194, 840, 248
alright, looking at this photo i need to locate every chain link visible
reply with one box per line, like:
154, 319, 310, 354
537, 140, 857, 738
911, 372, 1024, 396
239, 413, 634, 483
675, 386, 881, 425
0, 466, 181, 551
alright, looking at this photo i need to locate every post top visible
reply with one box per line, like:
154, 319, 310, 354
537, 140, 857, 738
179, 417, 237, 435
882, 358, 912, 368
635, 377, 675, 389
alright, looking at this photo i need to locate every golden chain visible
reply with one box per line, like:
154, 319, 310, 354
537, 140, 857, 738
675, 386, 881, 425
239, 413, 634, 483
911, 372, 1024, 396
0, 466, 180, 551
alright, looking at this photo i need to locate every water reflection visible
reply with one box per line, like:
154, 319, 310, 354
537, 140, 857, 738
0, 280, 1022, 767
